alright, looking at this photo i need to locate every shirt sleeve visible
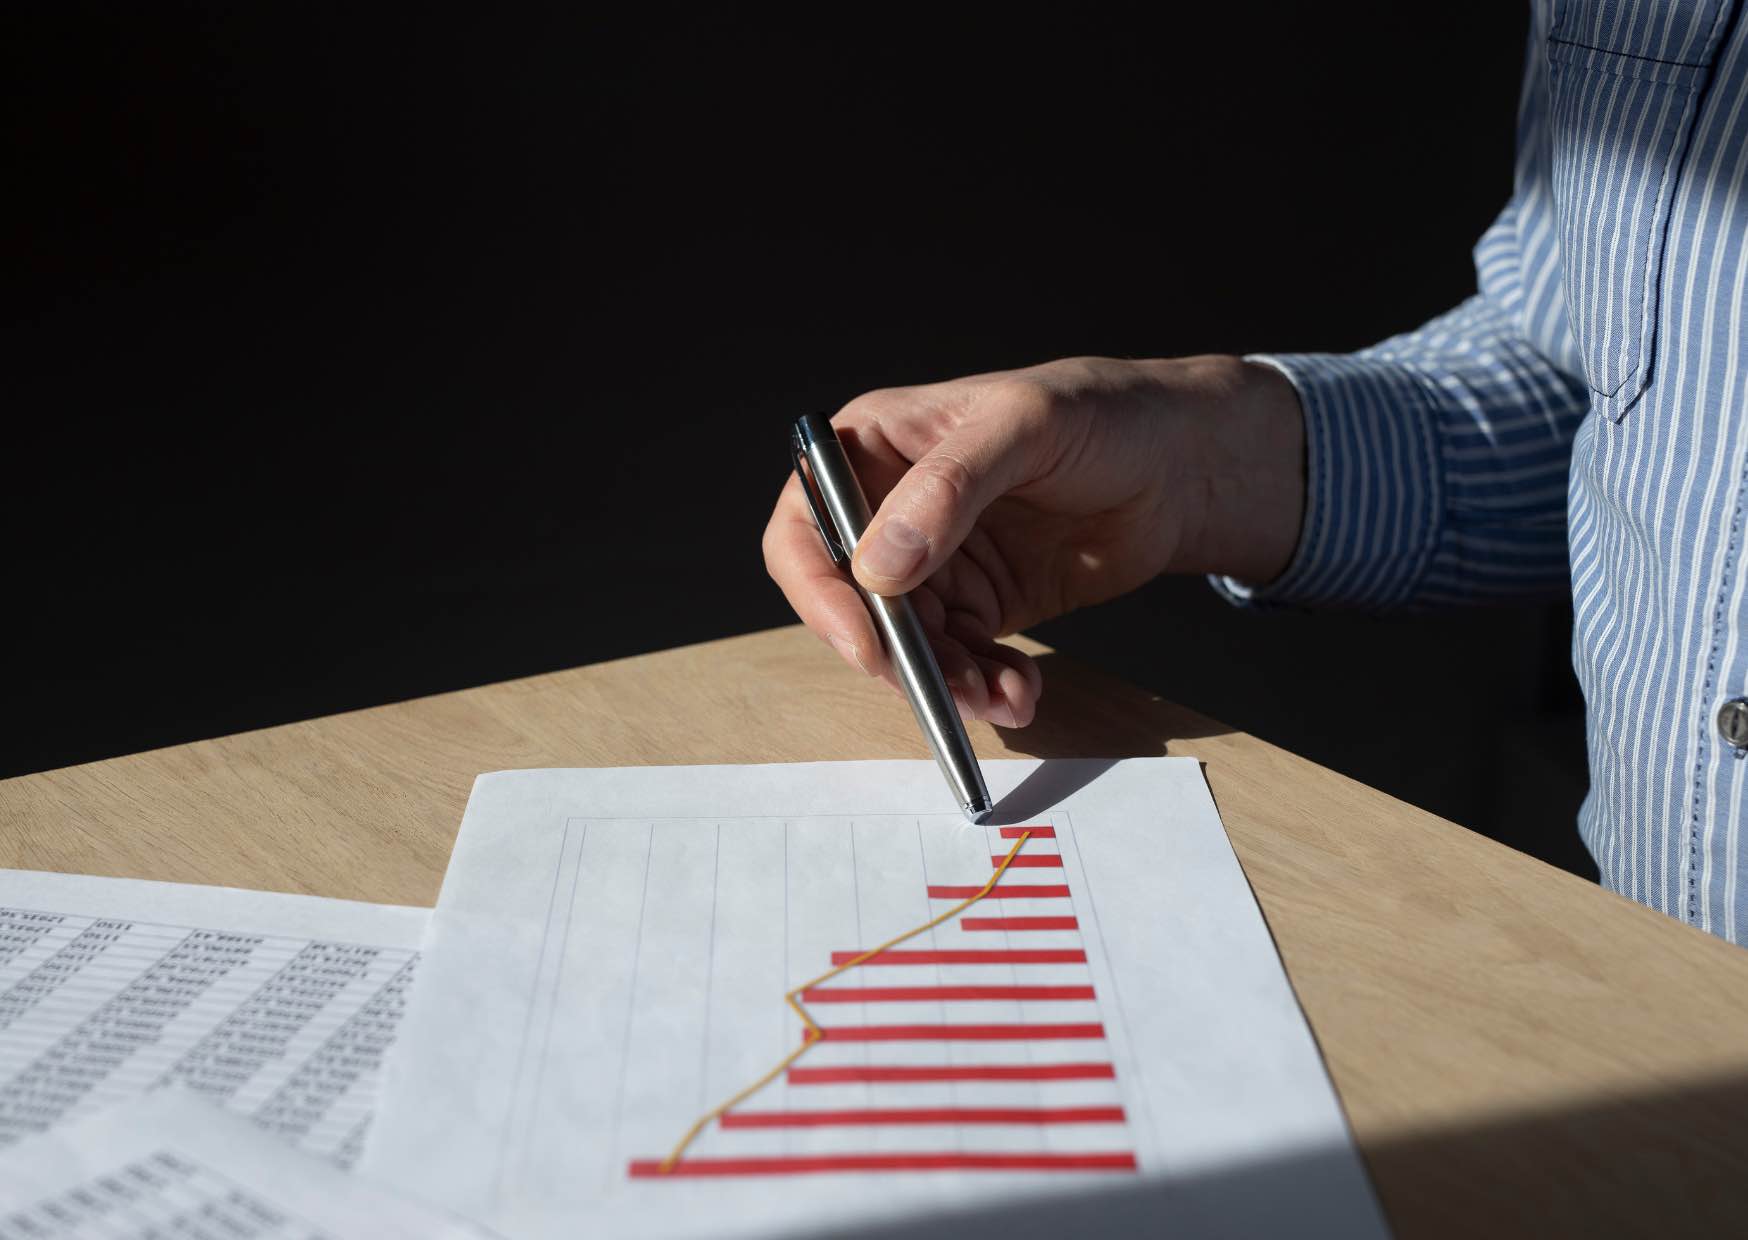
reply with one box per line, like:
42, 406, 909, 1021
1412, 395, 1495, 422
1211, 292, 1591, 611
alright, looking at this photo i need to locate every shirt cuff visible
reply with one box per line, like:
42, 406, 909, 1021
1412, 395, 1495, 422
1208, 352, 1442, 611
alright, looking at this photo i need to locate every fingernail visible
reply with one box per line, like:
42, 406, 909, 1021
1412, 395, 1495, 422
858, 517, 928, 582
826, 633, 873, 676
988, 700, 1018, 728
954, 662, 986, 701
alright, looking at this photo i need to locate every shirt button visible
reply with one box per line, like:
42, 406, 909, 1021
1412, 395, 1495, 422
1719, 698, 1748, 750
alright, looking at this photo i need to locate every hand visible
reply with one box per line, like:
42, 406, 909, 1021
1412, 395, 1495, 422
762, 354, 1305, 727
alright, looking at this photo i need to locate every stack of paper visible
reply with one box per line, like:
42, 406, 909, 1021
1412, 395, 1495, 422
0, 1090, 495, 1238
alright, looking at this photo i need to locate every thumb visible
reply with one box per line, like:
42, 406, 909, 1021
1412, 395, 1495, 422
851, 421, 1033, 596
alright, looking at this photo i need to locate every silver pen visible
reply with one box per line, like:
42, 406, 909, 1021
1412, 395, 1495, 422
790, 412, 995, 823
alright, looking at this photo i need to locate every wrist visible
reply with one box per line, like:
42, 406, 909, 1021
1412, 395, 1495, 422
1158, 355, 1307, 583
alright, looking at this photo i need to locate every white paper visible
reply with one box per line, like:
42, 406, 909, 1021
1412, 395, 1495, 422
0, 869, 425, 1165
364, 759, 1390, 1239
0, 1088, 496, 1237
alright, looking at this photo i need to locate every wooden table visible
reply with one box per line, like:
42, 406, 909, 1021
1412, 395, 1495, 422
4, 625, 1746, 1236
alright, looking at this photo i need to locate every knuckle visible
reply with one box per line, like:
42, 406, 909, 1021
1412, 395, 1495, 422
761, 523, 798, 586
983, 377, 1061, 434
911, 450, 977, 509
759, 510, 784, 562
763, 549, 787, 590
835, 386, 902, 425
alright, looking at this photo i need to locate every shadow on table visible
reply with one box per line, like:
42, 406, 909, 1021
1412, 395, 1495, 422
983, 651, 1231, 824
992, 651, 1235, 761
818, 1069, 1748, 1240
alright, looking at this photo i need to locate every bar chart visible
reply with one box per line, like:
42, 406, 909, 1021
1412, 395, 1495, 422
493, 811, 1144, 1200
627, 823, 1138, 1178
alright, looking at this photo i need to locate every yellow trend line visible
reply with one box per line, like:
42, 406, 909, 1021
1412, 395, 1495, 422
657, 828, 1033, 1172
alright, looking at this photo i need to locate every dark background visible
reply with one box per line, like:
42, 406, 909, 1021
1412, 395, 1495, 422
7, 6, 1595, 878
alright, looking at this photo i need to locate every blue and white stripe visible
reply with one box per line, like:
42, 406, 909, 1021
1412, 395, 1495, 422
1216, 0, 1748, 944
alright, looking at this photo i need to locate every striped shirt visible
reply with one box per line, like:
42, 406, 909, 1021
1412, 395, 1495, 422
1215, 0, 1748, 945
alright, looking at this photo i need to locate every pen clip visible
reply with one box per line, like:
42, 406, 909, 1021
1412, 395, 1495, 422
790, 420, 850, 568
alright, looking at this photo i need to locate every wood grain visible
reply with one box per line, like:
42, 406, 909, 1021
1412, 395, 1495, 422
3, 625, 1745, 1237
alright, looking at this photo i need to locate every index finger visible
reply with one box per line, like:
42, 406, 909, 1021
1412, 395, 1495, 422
763, 470, 887, 678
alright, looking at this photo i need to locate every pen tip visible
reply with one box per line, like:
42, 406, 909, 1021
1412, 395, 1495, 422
964, 801, 993, 825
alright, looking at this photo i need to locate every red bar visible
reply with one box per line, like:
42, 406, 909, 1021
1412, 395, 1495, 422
961, 916, 1078, 932
993, 855, 1064, 868
815, 1023, 1104, 1042
802, 985, 1097, 1002
928, 884, 1069, 899
830, 949, 1085, 966
719, 1106, 1126, 1128
789, 1063, 1115, 1084
998, 826, 1055, 838
628, 1151, 1137, 1177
